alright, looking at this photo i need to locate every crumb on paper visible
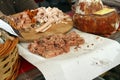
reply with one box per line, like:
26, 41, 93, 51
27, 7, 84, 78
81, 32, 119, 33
91, 57, 111, 66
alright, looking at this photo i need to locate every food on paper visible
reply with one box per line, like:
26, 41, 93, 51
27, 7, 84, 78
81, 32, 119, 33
28, 31, 85, 58
73, 0, 119, 35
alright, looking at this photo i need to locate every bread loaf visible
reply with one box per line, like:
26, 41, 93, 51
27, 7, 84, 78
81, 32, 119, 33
73, 0, 120, 35
73, 10, 119, 35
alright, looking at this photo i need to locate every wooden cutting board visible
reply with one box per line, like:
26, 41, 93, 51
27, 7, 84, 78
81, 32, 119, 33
18, 20, 73, 42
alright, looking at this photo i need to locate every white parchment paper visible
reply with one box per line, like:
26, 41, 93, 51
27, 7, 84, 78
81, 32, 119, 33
18, 29, 120, 80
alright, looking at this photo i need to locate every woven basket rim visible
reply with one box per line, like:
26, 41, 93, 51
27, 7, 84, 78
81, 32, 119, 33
0, 38, 18, 57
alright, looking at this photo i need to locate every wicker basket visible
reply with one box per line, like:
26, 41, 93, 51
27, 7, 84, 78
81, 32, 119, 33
0, 37, 20, 80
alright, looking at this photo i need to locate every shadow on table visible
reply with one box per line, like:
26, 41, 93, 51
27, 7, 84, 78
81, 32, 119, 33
17, 68, 45, 80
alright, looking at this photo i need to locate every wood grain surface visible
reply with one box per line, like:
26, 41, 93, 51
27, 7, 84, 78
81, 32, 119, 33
18, 20, 73, 42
